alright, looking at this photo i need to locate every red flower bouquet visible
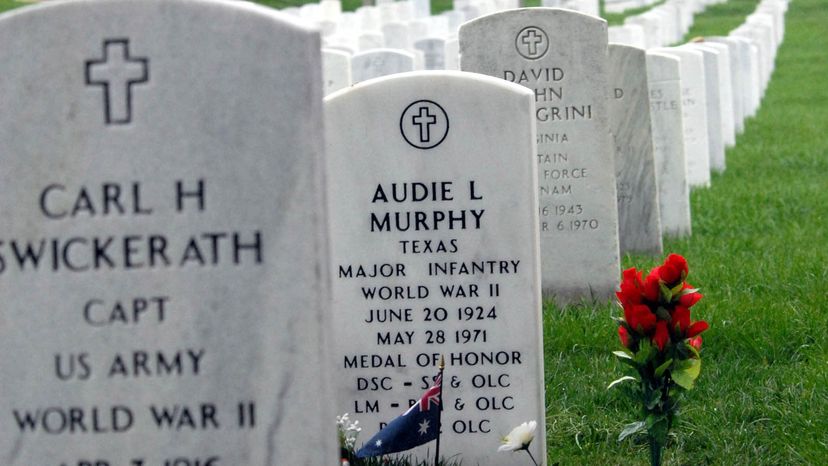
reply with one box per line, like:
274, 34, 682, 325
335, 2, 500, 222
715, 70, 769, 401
611, 254, 709, 466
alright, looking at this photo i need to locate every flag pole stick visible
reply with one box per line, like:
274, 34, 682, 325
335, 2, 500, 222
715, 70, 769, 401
434, 354, 445, 466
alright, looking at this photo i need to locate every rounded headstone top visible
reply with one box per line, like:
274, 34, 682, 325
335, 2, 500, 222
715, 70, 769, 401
0, 0, 319, 35
325, 69, 532, 103
608, 42, 646, 56
654, 46, 705, 62
459, 7, 607, 34
645, 52, 681, 81
352, 48, 417, 59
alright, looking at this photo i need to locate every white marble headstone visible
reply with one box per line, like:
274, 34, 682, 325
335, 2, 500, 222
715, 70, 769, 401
414, 37, 447, 70
323, 48, 353, 95
378, 2, 399, 24
357, 6, 381, 31
684, 44, 725, 173
608, 44, 663, 255
460, 8, 621, 303
655, 47, 712, 188
325, 71, 545, 466
728, 36, 761, 119
0, 1, 335, 464
445, 37, 460, 71
608, 25, 647, 49
382, 21, 412, 50
412, 0, 431, 18
408, 18, 430, 44
359, 31, 386, 51
442, 10, 466, 33
320, 0, 342, 21
351, 48, 416, 83
705, 36, 746, 135
733, 25, 772, 96
325, 41, 358, 56
395, 0, 414, 22
646, 51, 692, 238
625, 14, 661, 48
695, 41, 736, 149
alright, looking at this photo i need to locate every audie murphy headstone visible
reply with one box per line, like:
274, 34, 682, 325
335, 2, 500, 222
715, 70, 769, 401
608, 44, 663, 256
324, 71, 546, 466
0, 1, 334, 465
459, 8, 621, 304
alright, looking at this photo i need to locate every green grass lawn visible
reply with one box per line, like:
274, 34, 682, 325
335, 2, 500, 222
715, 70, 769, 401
604, 0, 666, 25
0, 0, 24, 13
544, 0, 828, 464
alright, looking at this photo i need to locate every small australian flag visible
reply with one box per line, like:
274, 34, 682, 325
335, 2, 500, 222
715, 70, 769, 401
355, 373, 442, 458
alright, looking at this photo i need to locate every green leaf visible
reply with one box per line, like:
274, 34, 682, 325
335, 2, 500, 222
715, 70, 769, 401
607, 375, 638, 390
679, 287, 700, 296
659, 282, 673, 301
670, 281, 685, 296
655, 306, 671, 321
618, 421, 647, 442
634, 340, 655, 364
646, 415, 670, 445
671, 358, 701, 390
685, 341, 701, 359
645, 389, 662, 410
613, 350, 638, 367
654, 358, 674, 378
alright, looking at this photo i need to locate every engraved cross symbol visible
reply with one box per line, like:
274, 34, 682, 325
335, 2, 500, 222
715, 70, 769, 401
521, 30, 544, 56
412, 106, 437, 143
85, 39, 149, 125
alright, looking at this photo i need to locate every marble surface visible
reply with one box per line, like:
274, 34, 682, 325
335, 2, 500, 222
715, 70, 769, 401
460, 8, 621, 304
646, 51, 692, 238
323, 47, 353, 95
705, 36, 746, 135
608, 24, 647, 49
735, 28, 769, 100
608, 44, 663, 255
414, 37, 447, 70
685, 44, 726, 173
325, 71, 545, 466
382, 21, 412, 49
358, 30, 385, 51
697, 41, 736, 149
655, 47, 712, 188
351, 48, 415, 83
0, 1, 334, 464
729, 36, 761, 118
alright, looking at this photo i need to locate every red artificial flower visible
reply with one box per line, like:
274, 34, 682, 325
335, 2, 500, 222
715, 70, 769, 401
660, 254, 688, 285
689, 336, 703, 351
652, 320, 669, 351
643, 270, 661, 302
686, 320, 709, 338
678, 285, 703, 308
617, 268, 644, 306
618, 325, 631, 348
627, 304, 657, 335
672, 305, 691, 333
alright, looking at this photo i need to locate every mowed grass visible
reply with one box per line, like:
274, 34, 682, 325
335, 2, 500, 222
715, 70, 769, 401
0, 0, 24, 13
604, 0, 667, 25
544, 0, 828, 464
